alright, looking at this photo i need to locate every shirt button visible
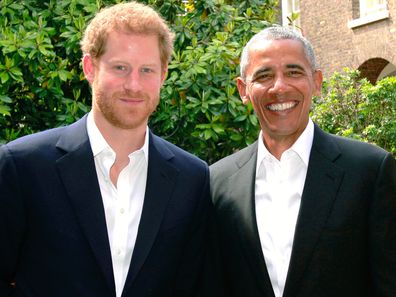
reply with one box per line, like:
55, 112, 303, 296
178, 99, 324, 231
120, 208, 125, 214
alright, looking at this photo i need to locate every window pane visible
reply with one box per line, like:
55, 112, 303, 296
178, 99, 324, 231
294, 0, 300, 11
287, 0, 293, 13
282, 0, 301, 27
360, 0, 387, 16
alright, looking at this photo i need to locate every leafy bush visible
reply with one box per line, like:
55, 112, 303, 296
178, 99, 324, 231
0, 0, 278, 163
312, 68, 396, 155
151, 0, 278, 163
0, 0, 98, 140
1, 1, 394, 162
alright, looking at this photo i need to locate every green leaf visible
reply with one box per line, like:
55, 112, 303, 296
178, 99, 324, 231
9, 3, 24, 10
234, 115, 247, 122
212, 124, 225, 134
58, 70, 70, 81
230, 133, 243, 141
10, 67, 23, 77
0, 105, 11, 116
249, 114, 258, 126
0, 95, 12, 103
0, 72, 9, 84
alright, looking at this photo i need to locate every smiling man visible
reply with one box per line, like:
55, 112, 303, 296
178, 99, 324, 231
208, 26, 396, 297
0, 2, 211, 297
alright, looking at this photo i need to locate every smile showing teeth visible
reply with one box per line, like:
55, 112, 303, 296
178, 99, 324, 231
266, 101, 298, 111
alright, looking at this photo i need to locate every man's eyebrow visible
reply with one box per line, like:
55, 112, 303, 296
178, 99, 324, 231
252, 67, 272, 77
141, 63, 160, 68
286, 64, 306, 71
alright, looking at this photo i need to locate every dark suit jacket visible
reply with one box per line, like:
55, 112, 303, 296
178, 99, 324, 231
209, 124, 396, 297
0, 115, 211, 297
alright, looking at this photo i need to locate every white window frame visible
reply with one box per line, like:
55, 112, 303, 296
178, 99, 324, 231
348, 0, 389, 28
282, 0, 301, 28
360, 0, 387, 17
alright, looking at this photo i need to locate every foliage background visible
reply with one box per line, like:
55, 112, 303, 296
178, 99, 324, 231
0, 0, 395, 163
0, 0, 276, 163
312, 69, 396, 155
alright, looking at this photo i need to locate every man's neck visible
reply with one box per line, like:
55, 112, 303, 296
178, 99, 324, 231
93, 116, 147, 157
93, 114, 148, 186
261, 133, 300, 161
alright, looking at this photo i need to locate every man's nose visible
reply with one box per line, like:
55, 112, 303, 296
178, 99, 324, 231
268, 75, 287, 94
123, 70, 142, 91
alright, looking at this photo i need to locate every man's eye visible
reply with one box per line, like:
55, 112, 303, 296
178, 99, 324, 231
114, 65, 127, 71
287, 70, 303, 77
253, 73, 272, 82
141, 67, 153, 73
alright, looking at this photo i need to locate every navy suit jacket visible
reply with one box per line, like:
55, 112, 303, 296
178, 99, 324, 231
208, 124, 396, 297
0, 116, 211, 297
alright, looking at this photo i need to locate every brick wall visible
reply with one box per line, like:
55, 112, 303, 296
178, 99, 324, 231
298, 0, 396, 82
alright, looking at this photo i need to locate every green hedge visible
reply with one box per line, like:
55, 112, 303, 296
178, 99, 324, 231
312, 68, 396, 156
1, 1, 395, 163
0, 0, 277, 163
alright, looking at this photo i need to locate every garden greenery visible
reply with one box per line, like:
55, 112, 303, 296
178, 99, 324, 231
312, 69, 396, 156
0, 0, 395, 163
0, 0, 276, 163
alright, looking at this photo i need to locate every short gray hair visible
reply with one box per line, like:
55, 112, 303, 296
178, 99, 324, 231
240, 26, 318, 80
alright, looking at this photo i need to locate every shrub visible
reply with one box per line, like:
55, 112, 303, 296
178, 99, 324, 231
151, 0, 279, 163
0, 0, 278, 164
0, 0, 98, 140
312, 68, 396, 156
2, 2, 394, 162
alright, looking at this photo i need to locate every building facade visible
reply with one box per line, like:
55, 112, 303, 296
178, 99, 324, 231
281, 0, 396, 83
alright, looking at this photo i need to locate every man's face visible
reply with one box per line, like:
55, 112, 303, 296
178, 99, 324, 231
83, 31, 166, 130
237, 39, 322, 145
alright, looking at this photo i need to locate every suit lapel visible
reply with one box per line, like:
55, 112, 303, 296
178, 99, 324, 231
283, 125, 345, 297
226, 143, 275, 297
55, 116, 115, 294
123, 132, 178, 288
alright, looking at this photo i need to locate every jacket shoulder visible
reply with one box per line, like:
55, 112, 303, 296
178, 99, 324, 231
151, 133, 208, 170
316, 128, 391, 162
210, 142, 257, 180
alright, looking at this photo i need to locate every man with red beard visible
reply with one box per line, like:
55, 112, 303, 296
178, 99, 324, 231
208, 26, 396, 297
0, 2, 211, 297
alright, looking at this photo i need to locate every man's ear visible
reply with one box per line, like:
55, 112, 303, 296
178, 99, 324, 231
82, 54, 95, 85
313, 69, 323, 96
161, 65, 168, 86
236, 77, 249, 105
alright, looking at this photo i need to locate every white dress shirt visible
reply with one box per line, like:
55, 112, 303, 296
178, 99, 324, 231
87, 112, 149, 297
255, 119, 314, 297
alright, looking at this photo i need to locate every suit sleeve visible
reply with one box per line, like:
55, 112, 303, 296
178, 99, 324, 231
369, 153, 396, 297
0, 145, 25, 297
171, 164, 213, 297
198, 208, 228, 297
